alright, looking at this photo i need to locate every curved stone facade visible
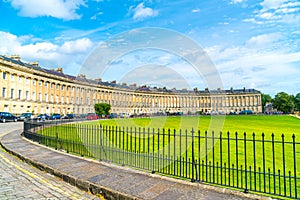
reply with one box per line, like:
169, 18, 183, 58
0, 55, 262, 115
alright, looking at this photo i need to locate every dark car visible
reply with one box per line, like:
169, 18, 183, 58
86, 113, 99, 120
62, 114, 74, 119
239, 110, 253, 115
108, 113, 118, 119
0, 112, 18, 123
17, 112, 33, 121
50, 113, 61, 120
37, 114, 50, 121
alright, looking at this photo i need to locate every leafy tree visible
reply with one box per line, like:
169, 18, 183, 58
261, 93, 272, 111
273, 92, 295, 113
94, 103, 111, 116
294, 93, 300, 111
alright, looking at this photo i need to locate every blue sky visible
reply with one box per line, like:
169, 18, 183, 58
0, 0, 299, 96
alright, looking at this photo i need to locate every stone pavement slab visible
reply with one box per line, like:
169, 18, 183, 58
1, 130, 268, 200
0, 135, 99, 199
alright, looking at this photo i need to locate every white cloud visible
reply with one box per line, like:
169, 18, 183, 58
231, 0, 243, 4
258, 12, 278, 20
246, 33, 282, 47
0, 32, 20, 53
60, 38, 93, 54
8, 0, 85, 20
260, 0, 288, 11
204, 35, 300, 95
90, 11, 104, 20
132, 3, 158, 21
0, 31, 94, 74
249, 0, 300, 24
192, 8, 200, 13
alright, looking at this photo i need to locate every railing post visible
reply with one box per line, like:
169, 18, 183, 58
253, 132, 256, 191
191, 128, 195, 182
272, 133, 276, 194
235, 131, 238, 188
205, 130, 208, 182
152, 128, 155, 174
282, 134, 286, 197
244, 132, 248, 193
99, 124, 102, 161
292, 134, 297, 198
220, 131, 223, 185
212, 130, 215, 184
55, 132, 58, 150
262, 133, 266, 193
228, 131, 231, 186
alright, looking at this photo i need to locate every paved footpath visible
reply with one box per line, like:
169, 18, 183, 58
0, 122, 100, 200
0, 123, 269, 200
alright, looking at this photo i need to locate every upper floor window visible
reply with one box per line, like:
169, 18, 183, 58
2, 87, 6, 98
19, 76, 22, 83
32, 92, 36, 101
26, 91, 29, 100
39, 81, 42, 86
45, 82, 48, 87
61, 85, 64, 91
10, 89, 14, 99
2, 72, 6, 80
25, 78, 29, 84
56, 85, 59, 90
32, 80, 36, 85
11, 74, 14, 81
18, 90, 22, 99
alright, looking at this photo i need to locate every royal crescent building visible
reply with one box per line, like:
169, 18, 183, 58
0, 55, 262, 116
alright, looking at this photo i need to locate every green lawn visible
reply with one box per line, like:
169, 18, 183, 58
92, 115, 300, 140
37, 115, 300, 198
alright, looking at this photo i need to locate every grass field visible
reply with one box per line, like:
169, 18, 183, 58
36, 115, 300, 198
93, 115, 300, 141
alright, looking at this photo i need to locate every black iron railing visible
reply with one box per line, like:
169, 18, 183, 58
23, 120, 300, 199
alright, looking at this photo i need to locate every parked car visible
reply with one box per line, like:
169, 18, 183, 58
86, 113, 99, 120
17, 112, 33, 121
239, 110, 253, 115
37, 114, 50, 121
62, 114, 74, 119
108, 113, 118, 119
50, 113, 61, 120
79, 114, 87, 118
0, 112, 18, 123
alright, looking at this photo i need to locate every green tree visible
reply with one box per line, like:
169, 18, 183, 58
94, 103, 111, 116
273, 92, 295, 113
261, 93, 272, 111
294, 93, 300, 111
